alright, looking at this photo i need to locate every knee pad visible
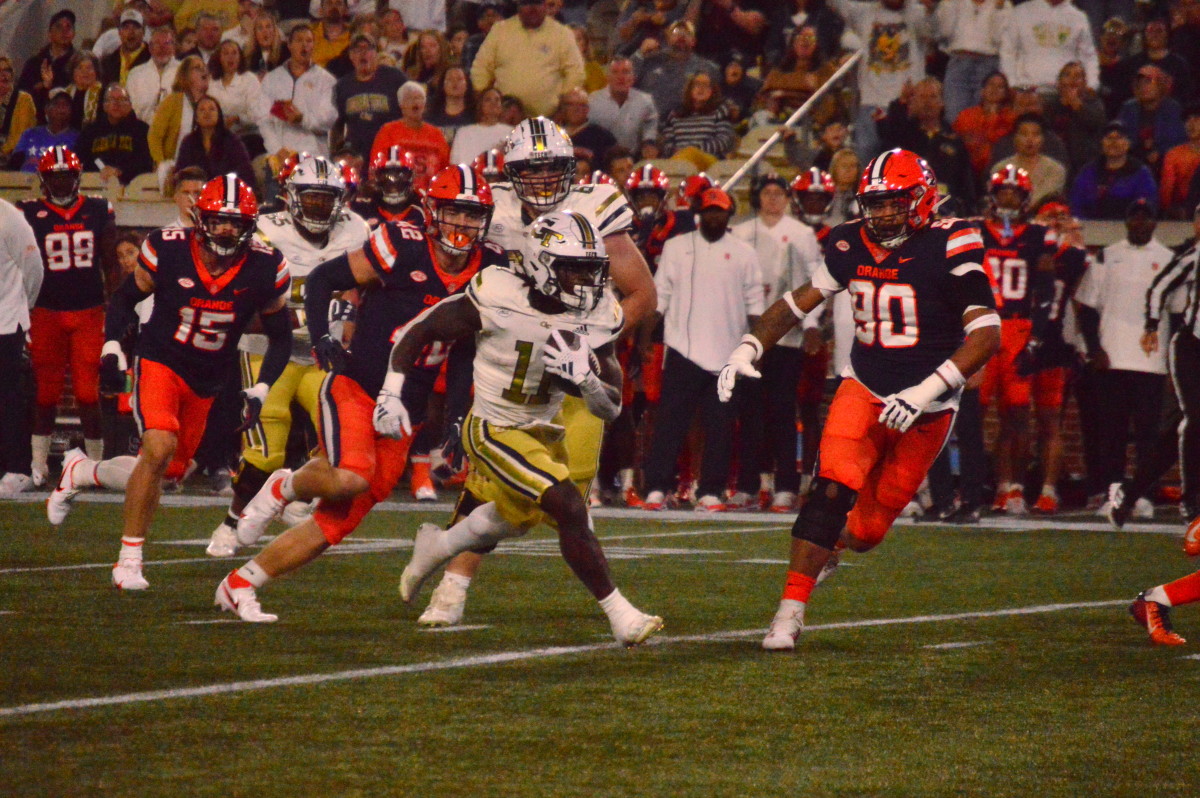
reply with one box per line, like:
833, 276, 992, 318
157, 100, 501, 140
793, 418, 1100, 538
791, 476, 858, 550
232, 461, 272, 505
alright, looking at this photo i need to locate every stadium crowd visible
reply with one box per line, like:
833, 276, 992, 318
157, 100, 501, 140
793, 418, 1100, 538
1, 0, 1200, 641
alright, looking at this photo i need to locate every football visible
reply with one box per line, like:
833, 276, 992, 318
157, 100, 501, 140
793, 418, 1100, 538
547, 329, 600, 397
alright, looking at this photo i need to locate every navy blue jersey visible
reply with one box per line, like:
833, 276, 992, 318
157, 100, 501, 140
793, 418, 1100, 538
344, 221, 507, 410
349, 197, 428, 230
821, 218, 994, 398
1041, 243, 1090, 365
135, 227, 291, 396
19, 196, 115, 311
978, 219, 1058, 320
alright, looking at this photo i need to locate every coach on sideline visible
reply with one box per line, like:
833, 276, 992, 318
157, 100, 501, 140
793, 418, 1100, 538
0, 197, 44, 497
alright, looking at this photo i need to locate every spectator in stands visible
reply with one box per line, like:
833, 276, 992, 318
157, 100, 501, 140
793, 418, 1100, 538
1117, 65, 1187, 175
77, 84, 154, 186
932, 0, 1011, 126
0, 58, 37, 163
207, 39, 265, 157
612, 0, 686, 58
1161, 107, 1200, 219
571, 24, 607, 94
1044, 60, 1105, 180
389, 0, 448, 33
312, 0, 352, 67
102, 8, 151, 86
761, 26, 842, 122
458, 1, 497, 74
369, 81, 449, 189
183, 14, 225, 63
9, 90, 78, 172
1070, 121, 1157, 220
952, 71, 1015, 178
879, 78, 977, 214
588, 57, 658, 158
1173, 0, 1200, 77
222, 0, 263, 51
811, 120, 850, 171
604, 145, 636, 188
826, 146, 860, 226
1075, 198, 1173, 503
631, 20, 719, 120
175, 95, 256, 187
770, 0, 845, 66
247, 12, 289, 78
333, 33, 405, 162
92, 2, 156, 61
59, 54, 105, 132
471, 0, 584, 117
990, 114, 1067, 209
720, 54, 761, 126
128, 26, 181, 123
830, 0, 932, 162
1097, 17, 1133, 118
556, 88, 615, 169
176, 0, 240, 32
1124, 17, 1193, 104
18, 10, 78, 98
403, 30, 452, 88
696, 0, 786, 67
448, 87, 509, 164
261, 24, 338, 159
989, 87, 1070, 166
642, 188, 763, 512
500, 94, 525, 127
0, 199, 41, 499
169, 165, 208, 227
426, 65, 476, 144
148, 54, 210, 167
999, 0, 1098, 94
658, 72, 736, 171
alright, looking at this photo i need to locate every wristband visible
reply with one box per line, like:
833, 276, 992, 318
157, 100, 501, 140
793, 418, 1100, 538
244, 382, 269, 403
933, 359, 965, 391
782, 291, 808, 323
739, 334, 764, 360
382, 370, 405, 396
101, 340, 127, 371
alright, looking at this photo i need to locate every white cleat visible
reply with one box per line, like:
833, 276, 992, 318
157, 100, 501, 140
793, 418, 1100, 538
762, 600, 805, 651
414, 484, 438, 502
112, 559, 149, 590
417, 578, 468, 627
281, 499, 316, 528
399, 523, 452, 604
215, 574, 278, 623
609, 608, 664, 646
206, 522, 239, 557
1133, 497, 1156, 520
30, 468, 47, 488
46, 448, 87, 525
815, 551, 840, 586
237, 469, 291, 546
0, 472, 34, 498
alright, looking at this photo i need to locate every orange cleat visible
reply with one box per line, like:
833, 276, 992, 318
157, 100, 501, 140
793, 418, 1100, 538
1130, 592, 1187, 646
622, 487, 644, 508
1185, 513, 1200, 557
1032, 494, 1058, 514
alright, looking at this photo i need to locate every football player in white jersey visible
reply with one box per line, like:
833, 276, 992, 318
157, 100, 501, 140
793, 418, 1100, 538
206, 155, 370, 558
413, 116, 656, 627
379, 210, 664, 645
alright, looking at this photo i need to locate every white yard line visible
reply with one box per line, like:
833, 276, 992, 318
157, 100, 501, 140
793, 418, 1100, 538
0, 599, 1129, 719
923, 641, 990, 650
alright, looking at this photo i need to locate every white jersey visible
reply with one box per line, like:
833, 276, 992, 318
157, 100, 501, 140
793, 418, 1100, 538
486, 181, 635, 256
466, 265, 623, 428
239, 208, 371, 363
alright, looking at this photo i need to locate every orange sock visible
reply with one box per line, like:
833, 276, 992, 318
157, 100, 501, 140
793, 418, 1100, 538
1163, 571, 1200, 606
782, 570, 816, 603
411, 457, 432, 490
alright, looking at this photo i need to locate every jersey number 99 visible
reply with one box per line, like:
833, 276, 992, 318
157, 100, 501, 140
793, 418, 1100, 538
44, 230, 95, 271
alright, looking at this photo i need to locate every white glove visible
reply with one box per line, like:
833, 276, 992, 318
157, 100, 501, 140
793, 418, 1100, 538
716, 335, 763, 403
373, 372, 412, 439
879, 362, 964, 432
542, 329, 593, 385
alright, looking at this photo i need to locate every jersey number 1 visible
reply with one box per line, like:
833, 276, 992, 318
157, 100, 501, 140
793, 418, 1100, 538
848, 280, 918, 348
174, 307, 235, 351
501, 341, 551, 405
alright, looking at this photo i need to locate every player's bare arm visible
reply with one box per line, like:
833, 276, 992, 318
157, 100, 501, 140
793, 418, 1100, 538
605, 232, 656, 336
716, 282, 827, 401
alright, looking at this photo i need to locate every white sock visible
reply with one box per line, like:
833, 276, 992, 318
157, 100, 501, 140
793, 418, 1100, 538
618, 468, 633, 490
1041, 484, 1058, 499
236, 560, 271, 588
996, 482, 1011, 495
84, 438, 104, 462
31, 435, 50, 474
443, 502, 520, 554
598, 587, 636, 621
1145, 585, 1171, 606
96, 456, 136, 490
760, 472, 773, 492
279, 471, 297, 502
441, 571, 471, 590
119, 536, 144, 563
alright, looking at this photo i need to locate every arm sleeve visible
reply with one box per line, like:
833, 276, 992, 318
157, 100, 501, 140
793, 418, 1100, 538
470, 28, 498, 91
1145, 246, 1196, 329
304, 74, 339, 134
442, 337, 476, 425
304, 253, 359, 344
256, 300, 293, 388
104, 272, 153, 342
1073, 252, 1102, 310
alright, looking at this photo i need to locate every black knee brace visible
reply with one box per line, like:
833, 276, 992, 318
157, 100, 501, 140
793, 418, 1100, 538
791, 477, 858, 550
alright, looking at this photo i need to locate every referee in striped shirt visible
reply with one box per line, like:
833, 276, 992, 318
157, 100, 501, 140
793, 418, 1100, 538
1108, 203, 1200, 528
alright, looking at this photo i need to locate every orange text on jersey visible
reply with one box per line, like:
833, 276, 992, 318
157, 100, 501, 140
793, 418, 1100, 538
856, 265, 899, 280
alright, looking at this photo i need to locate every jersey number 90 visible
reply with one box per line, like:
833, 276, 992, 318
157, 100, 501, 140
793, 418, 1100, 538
848, 280, 918, 348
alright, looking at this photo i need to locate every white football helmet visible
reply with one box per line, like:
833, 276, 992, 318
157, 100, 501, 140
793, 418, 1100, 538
286, 155, 347, 236
503, 116, 577, 210
520, 209, 608, 311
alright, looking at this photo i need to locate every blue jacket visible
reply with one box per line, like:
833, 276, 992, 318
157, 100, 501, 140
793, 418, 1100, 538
1069, 158, 1158, 220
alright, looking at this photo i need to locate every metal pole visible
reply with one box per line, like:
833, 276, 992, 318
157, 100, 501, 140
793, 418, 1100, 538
722, 50, 863, 192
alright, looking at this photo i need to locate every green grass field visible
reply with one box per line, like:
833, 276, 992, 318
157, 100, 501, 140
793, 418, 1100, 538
2, 498, 1199, 797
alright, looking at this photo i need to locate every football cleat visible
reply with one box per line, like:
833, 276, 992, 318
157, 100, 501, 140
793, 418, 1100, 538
694, 495, 726, 513
237, 469, 291, 546
762, 600, 804, 651
608, 608, 664, 646
112, 559, 149, 590
46, 448, 87, 525
642, 490, 666, 511
1132, 497, 1155, 520
417, 578, 468, 627
399, 523, 452, 603
900, 500, 923, 518
281, 499, 316, 527
725, 491, 754, 510
769, 491, 797, 513
30, 469, 47, 489
815, 551, 840, 586
215, 574, 278, 623
622, 487, 644, 508
0, 472, 35, 497
1184, 513, 1200, 557
1002, 489, 1028, 516
1032, 493, 1058, 514
945, 504, 981, 524
205, 522, 239, 558
414, 484, 438, 502
1129, 591, 1186, 646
